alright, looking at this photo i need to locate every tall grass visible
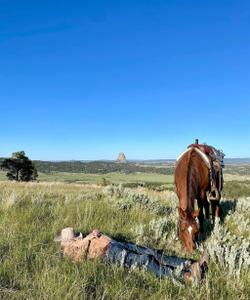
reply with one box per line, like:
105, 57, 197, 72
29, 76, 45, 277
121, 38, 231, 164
0, 181, 249, 299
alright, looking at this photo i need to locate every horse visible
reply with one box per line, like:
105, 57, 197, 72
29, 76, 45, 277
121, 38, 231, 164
174, 146, 221, 252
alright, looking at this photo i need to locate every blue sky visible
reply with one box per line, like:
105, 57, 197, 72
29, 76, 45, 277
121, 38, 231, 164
0, 0, 249, 160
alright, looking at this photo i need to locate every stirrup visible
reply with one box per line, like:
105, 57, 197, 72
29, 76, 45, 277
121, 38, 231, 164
209, 189, 219, 201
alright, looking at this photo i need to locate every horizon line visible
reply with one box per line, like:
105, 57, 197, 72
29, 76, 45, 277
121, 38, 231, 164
30, 157, 250, 162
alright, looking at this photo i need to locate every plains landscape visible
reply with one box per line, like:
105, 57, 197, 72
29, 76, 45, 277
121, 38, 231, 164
1, 1, 250, 299
0, 160, 249, 299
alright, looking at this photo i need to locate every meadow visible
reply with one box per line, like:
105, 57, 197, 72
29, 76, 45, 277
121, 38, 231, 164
0, 167, 249, 299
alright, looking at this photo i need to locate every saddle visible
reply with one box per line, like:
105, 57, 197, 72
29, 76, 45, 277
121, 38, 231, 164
188, 142, 224, 201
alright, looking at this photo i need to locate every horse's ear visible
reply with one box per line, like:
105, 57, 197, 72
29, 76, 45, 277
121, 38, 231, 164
178, 207, 187, 219
192, 209, 200, 218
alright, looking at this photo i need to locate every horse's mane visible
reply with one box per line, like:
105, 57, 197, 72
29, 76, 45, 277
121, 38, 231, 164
176, 146, 209, 215
182, 147, 201, 214
186, 148, 194, 214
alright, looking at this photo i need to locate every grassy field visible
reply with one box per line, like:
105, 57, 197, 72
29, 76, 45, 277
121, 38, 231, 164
38, 171, 173, 185
0, 173, 249, 299
1, 164, 250, 184
0, 171, 6, 181
0, 171, 173, 185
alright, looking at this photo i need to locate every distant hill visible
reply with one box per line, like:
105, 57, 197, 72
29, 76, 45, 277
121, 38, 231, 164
1, 157, 250, 175
224, 158, 250, 164
31, 160, 174, 175
133, 158, 250, 165
131, 159, 176, 165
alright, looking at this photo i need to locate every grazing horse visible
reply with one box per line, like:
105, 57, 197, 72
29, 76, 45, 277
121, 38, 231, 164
175, 146, 221, 252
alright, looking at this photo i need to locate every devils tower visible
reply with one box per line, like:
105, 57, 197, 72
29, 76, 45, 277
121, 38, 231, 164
116, 152, 127, 163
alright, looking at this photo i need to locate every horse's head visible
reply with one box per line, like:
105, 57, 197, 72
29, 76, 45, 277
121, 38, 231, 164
178, 208, 200, 252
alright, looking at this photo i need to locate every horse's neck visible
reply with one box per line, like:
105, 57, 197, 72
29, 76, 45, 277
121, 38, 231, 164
176, 148, 206, 212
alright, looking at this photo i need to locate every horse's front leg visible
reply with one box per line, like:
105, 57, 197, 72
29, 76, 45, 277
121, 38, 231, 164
204, 199, 210, 219
197, 201, 204, 234
201, 191, 210, 220
198, 191, 210, 233
211, 200, 221, 224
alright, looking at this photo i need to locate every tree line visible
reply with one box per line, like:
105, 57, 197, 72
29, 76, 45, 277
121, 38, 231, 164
1, 151, 174, 182
33, 160, 174, 175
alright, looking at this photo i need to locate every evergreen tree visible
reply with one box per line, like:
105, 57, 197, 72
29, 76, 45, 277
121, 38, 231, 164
1, 151, 38, 181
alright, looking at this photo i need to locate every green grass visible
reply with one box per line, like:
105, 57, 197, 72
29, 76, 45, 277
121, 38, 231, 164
1, 169, 250, 185
0, 181, 249, 299
38, 171, 173, 184
223, 180, 250, 199
0, 171, 6, 181
0, 170, 173, 185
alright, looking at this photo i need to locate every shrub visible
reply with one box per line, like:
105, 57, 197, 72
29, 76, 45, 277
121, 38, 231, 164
200, 197, 250, 278
134, 217, 175, 248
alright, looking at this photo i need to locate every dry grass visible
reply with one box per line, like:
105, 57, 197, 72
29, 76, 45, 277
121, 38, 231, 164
0, 180, 249, 299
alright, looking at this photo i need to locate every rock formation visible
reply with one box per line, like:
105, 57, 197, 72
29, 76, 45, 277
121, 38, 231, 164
116, 152, 127, 163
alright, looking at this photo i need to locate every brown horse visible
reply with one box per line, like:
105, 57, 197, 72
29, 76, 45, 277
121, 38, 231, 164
175, 146, 221, 252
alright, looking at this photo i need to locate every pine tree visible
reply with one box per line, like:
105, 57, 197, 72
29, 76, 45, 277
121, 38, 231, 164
1, 151, 38, 181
